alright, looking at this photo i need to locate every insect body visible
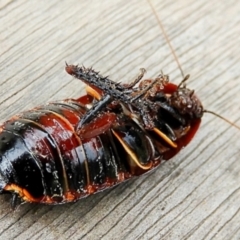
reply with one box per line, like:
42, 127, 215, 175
0, 65, 203, 207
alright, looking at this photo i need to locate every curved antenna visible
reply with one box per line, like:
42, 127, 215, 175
203, 110, 240, 131
146, 0, 185, 79
146, 0, 240, 132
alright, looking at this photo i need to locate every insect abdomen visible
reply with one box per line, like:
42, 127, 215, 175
0, 100, 85, 203
0, 87, 201, 205
0, 99, 152, 204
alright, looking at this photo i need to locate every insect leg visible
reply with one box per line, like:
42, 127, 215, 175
85, 85, 103, 101
177, 74, 190, 88
130, 79, 158, 102
11, 193, 23, 210
153, 128, 177, 148
154, 101, 186, 125
164, 123, 177, 141
77, 94, 112, 128
119, 102, 177, 148
65, 64, 126, 92
78, 112, 117, 139
123, 68, 146, 89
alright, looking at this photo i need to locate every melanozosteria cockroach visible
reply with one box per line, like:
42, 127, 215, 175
0, 64, 204, 208
0, 2, 239, 209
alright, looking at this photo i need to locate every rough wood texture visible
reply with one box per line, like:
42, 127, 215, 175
0, 0, 240, 239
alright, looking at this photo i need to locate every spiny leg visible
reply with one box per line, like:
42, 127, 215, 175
130, 79, 158, 102
77, 94, 112, 128
124, 68, 146, 89
66, 63, 126, 92
155, 71, 169, 84
119, 101, 178, 149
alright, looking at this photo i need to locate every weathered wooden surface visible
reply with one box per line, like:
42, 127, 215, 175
0, 0, 240, 239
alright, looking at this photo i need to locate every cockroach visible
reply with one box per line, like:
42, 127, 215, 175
1, 65, 238, 209
0, 1, 239, 209
0, 64, 204, 208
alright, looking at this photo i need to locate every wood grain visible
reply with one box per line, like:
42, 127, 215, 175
0, 0, 240, 239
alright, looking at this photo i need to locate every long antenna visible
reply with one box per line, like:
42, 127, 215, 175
204, 110, 240, 131
146, 0, 240, 131
146, 0, 185, 78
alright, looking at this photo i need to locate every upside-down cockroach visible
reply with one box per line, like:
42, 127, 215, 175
0, 63, 205, 208
1, 63, 238, 209
0, 2, 239, 209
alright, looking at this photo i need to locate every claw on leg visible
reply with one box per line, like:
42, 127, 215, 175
124, 68, 146, 89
